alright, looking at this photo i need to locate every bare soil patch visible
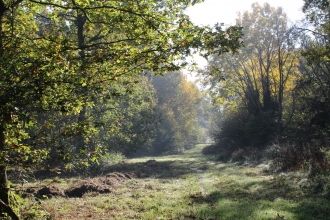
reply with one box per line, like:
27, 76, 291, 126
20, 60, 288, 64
37, 186, 65, 198
25, 159, 181, 199
135, 159, 171, 178
28, 171, 136, 198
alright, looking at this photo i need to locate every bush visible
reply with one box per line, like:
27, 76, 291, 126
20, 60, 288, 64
231, 148, 246, 162
209, 109, 277, 163
209, 110, 247, 159
243, 111, 277, 149
308, 174, 330, 198
230, 147, 264, 164
267, 144, 301, 171
267, 141, 330, 173
201, 145, 219, 155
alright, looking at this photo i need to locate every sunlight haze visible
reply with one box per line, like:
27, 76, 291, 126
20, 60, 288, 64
186, 0, 305, 26
184, 0, 305, 71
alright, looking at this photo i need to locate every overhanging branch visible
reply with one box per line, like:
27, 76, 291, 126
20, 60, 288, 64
0, 199, 19, 220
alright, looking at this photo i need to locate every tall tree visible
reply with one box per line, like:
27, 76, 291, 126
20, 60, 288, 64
200, 3, 300, 147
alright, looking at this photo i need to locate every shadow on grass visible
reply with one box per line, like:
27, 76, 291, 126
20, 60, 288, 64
32, 144, 216, 180
94, 145, 218, 179
93, 159, 209, 179
30, 158, 211, 180
189, 176, 330, 220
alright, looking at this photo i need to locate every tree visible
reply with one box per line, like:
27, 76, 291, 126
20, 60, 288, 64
0, 0, 243, 214
96, 76, 159, 155
279, 0, 330, 145
149, 72, 201, 154
286, 0, 330, 145
199, 3, 300, 157
297, 0, 330, 138
28, 75, 158, 168
250, 0, 330, 173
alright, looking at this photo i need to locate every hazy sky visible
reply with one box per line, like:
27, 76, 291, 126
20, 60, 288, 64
186, 0, 305, 26
184, 0, 305, 70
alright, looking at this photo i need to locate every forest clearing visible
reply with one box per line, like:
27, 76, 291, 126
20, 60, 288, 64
1, 0, 330, 219
16, 144, 330, 220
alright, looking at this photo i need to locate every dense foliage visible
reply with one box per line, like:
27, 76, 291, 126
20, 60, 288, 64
146, 72, 203, 155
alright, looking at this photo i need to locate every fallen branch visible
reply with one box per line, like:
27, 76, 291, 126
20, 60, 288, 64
0, 199, 19, 220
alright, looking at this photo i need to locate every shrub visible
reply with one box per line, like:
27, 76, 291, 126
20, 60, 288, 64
267, 144, 300, 171
210, 109, 277, 163
231, 148, 246, 162
243, 111, 277, 149
267, 141, 330, 173
201, 145, 219, 155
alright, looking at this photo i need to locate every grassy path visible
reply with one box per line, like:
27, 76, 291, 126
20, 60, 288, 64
26, 144, 330, 219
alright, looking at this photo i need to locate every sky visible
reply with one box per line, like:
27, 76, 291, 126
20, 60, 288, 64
186, 0, 305, 26
184, 0, 306, 72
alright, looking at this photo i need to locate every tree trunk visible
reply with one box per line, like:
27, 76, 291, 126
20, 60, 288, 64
277, 45, 284, 143
0, 2, 9, 216
0, 122, 9, 216
76, 13, 87, 149
0, 167, 8, 216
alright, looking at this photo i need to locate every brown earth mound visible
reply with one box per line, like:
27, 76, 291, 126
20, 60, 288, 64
22, 188, 38, 198
65, 172, 136, 197
145, 159, 157, 165
136, 160, 171, 178
105, 172, 136, 180
37, 186, 65, 198
28, 171, 135, 198
26, 160, 170, 199
65, 180, 111, 197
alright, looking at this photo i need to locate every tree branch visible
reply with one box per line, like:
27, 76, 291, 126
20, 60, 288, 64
297, 27, 328, 38
0, 199, 19, 220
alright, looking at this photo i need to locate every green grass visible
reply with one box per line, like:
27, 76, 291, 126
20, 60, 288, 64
19, 144, 330, 219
